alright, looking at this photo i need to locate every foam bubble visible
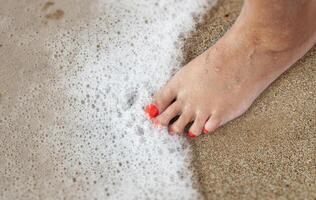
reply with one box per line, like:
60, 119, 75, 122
0, 0, 216, 199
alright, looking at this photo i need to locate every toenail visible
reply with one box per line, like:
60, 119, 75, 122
168, 127, 176, 135
144, 104, 159, 119
203, 128, 209, 134
188, 131, 196, 138
151, 118, 162, 128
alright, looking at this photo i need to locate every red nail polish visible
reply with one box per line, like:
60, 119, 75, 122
168, 127, 177, 135
168, 127, 173, 135
151, 118, 162, 128
144, 104, 159, 119
203, 128, 209, 134
188, 131, 196, 138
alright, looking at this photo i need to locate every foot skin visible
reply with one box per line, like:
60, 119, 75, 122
145, 0, 316, 138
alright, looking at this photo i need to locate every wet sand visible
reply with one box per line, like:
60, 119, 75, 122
1, 0, 315, 199
0, 0, 211, 199
183, 0, 316, 199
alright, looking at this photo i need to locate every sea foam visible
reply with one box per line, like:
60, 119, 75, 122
0, 0, 216, 199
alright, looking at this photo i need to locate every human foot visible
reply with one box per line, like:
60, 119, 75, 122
145, 0, 316, 138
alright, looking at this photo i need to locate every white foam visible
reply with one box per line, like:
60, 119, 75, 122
0, 0, 216, 199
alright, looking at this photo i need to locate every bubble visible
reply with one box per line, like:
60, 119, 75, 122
0, 0, 216, 199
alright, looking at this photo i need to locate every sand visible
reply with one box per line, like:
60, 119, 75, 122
0, 0, 315, 199
0, 0, 212, 199
183, 0, 316, 199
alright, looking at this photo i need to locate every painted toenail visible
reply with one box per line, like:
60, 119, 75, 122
188, 131, 196, 138
168, 127, 176, 135
203, 128, 209, 134
151, 118, 162, 128
144, 104, 159, 119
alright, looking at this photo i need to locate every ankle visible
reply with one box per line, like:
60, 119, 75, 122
240, 0, 316, 52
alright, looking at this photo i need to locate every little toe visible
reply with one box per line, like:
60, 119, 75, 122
188, 114, 209, 138
155, 101, 181, 126
204, 116, 221, 134
169, 111, 193, 134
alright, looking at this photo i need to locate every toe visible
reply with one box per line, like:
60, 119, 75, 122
188, 113, 209, 138
169, 110, 193, 134
144, 103, 160, 119
153, 87, 176, 114
156, 101, 181, 126
204, 116, 221, 134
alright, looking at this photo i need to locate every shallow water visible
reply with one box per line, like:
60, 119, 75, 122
0, 0, 216, 199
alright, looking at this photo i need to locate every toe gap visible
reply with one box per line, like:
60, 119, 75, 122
168, 115, 180, 126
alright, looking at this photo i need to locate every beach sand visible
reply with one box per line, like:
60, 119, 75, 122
183, 0, 316, 199
0, 0, 315, 199
0, 0, 211, 199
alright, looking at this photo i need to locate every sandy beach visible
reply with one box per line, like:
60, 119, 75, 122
184, 0, 316, 199
0, 0, 315, 199
0, 0, 211, 199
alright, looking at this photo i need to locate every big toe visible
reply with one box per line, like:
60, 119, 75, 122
145, 86, 176, 119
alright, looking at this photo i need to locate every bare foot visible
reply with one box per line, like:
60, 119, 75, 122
145, 0, 316, 138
